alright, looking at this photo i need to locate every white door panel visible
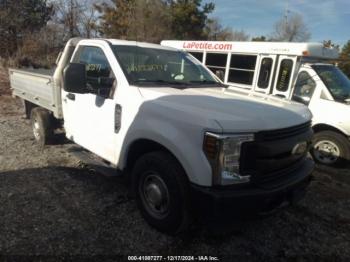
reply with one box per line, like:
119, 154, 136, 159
62, 44, 119, 163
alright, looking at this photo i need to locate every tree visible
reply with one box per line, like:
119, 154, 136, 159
0, 0, 53, 56
323, 40, 340, 51
52, 0, 99, 40
95, 0, 137, 39
271, 13, 311, 42
230, 30, 249, 41
95, 0, 171, 43
252, 36, 267, 42
206, 18, 249, 41
96, 0, 215, 42
129, 0, 173, 43
339, 41, 350, 78
205, 18, 232, 41
169, 0, 215, 40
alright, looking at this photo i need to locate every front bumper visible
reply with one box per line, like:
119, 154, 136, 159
190, 158, 314, 222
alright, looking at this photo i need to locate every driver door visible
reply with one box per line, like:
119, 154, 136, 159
62, 45, 118, 163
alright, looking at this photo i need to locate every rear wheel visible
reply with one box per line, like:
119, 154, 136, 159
30, 108, 53, 148
311, 131, 350, 167
132, 151, 191, 234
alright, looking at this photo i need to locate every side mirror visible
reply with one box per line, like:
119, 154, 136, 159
63, 63, 88, 94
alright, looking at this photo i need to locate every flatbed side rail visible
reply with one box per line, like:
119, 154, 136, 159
9, 68, 62, 118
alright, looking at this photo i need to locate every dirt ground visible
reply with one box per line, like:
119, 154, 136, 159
0, 66, 350, 261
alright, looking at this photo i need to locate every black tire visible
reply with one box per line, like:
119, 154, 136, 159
311, 131, 350, 167
132, 151, 192, 234
30, 107, 53, 148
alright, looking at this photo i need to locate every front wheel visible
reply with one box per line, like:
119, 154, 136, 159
132, 151, 192, 234
311, 131, 350, 167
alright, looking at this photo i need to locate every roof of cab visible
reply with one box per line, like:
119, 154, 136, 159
161, 40, 339, 59
83, 38, 178, 51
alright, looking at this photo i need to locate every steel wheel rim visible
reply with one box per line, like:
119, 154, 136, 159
33, 118, 40, 140
140, 172, 170, 219
314, 140, 340, 164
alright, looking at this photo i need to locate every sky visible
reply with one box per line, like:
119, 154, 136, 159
206, 0, 350, 46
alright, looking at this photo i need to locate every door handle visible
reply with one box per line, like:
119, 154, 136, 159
66, 93, 75, 101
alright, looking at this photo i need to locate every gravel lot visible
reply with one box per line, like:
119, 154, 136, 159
0, 67, 350, 261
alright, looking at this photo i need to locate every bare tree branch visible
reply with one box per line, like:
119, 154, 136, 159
271, 13, 311, 42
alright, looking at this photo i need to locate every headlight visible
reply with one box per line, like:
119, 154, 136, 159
203, 132, 254, 185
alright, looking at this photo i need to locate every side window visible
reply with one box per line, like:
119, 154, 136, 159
77, 46, 115, 92
228, 54, 257, 85
205, 53, 227, 81
276, 59, 293, 92
189, 52, 204, 62
292, 71, 316, 104
257, 58, 273, 89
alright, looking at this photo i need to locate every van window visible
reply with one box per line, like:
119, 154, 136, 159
228, 54, 257, 85
205, 53, 227, 75
276, 59, 293, 92
204, 53, 228, 81
257, 58, 273, 89
292, 71, 316, 105
312, 64, 350, 103
189, 52, 204, 62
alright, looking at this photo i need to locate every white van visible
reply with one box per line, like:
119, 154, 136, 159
161, 40, 350, 166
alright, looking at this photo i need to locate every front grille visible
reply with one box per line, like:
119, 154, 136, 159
255, 121, 311, 141
240, 122, 313, 187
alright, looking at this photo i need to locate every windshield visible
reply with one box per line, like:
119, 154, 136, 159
112, 45, 221, 87
312, 65, 350, 102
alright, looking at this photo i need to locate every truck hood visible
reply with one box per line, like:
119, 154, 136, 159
137, 86, 312, 133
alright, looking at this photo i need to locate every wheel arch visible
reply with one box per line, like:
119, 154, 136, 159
312, 123, 349, 138
23, 100, 38, 119
124, 138, 189, 180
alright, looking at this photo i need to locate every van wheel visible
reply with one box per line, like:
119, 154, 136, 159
30, 108, 53, 148
311, 131, 350, 167
132, 151, 191, 234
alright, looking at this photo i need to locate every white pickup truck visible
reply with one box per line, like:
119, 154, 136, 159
10, 38, 314, 234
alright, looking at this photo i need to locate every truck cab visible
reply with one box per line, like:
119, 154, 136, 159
161, 40, 350, 166
292, 63, 350, 165
10, 38, 314, 234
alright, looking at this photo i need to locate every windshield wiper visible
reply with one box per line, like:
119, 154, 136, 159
133, 79, 190, 87
188, 80, 225, 86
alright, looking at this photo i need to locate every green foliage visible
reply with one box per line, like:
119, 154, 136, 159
252, 36, 267, 42
339, 41, 350, 78
169, 0, 214, 40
